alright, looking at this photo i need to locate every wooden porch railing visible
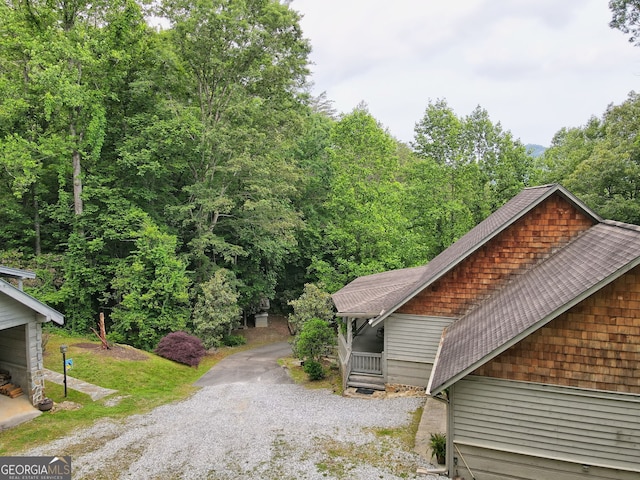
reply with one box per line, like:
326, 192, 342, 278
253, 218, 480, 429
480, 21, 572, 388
351, 352, 382, 375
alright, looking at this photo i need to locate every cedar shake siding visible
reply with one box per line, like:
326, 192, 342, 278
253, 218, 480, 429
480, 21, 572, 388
473, 264, 640, 394
399, 195, 595, 318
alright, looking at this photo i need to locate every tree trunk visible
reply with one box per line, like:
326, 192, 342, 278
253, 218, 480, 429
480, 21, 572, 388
33, 194, 41, 256
72, 148, 83, 216
70, 119, 83, 217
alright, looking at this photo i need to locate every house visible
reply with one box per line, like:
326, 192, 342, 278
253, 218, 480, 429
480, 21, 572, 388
333, 184, 640, 479
0, 266, 64, 406
332, 184, 596, 392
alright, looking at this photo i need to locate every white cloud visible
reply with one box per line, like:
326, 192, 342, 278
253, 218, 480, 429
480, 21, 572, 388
293, 0, 639, 146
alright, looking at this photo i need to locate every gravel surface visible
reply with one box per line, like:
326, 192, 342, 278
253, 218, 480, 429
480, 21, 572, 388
25, 383, 449, 479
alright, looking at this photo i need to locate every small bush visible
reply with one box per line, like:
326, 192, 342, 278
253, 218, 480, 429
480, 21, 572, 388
292, 318, 335, 361
154, 331, 206, 367
222, 334, 247, 347
303, 359, 325, 381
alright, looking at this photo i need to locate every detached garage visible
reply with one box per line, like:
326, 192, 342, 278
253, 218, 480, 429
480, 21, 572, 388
0, 266, 64, 406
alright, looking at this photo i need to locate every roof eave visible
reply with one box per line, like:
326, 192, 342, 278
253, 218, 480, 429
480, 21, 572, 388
335, 311, 380, 319
0, 266, 36, 280
428, 253, 640, 396
554, 184, 602, 223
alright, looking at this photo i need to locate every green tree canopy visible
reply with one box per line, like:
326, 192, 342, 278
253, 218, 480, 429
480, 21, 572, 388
310, 105, 409, 291
110, 217, 191, 350
407, 100, 532, 258
610, 0, 640, 45
535, 92, 640, 224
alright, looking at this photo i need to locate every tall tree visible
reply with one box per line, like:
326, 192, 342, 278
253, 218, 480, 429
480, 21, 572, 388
409, 100, 532, 257
410, 100, 486, 254
159, 0, 311, 308
110, 216, 191, 350
310, 106, 408, 291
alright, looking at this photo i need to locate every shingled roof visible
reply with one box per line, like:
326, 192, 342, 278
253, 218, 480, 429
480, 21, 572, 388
332, 184, 599, 322
428, 220, 640, 395
331, 265, 428, 317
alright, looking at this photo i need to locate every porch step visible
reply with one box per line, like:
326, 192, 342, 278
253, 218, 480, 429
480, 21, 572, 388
347, 373, 385, 391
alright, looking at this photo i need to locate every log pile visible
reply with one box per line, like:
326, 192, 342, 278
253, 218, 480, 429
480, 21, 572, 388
0, 371, 23, 398
0, 383, 23, 398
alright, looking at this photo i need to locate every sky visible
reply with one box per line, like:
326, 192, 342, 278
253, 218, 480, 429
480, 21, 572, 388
290, 0, 640, 147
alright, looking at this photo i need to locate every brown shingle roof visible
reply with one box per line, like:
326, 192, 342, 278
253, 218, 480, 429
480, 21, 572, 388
332, 184, 599, 320
332, 265, 428, 317
428, 220, 640, 394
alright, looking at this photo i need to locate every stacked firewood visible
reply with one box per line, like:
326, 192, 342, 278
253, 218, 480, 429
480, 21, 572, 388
0, 371, 23, 398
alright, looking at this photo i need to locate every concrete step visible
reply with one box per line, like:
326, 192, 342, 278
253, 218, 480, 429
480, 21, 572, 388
348, 373, 384, 384
347, 373, 385, 391
347, 380, 386, 391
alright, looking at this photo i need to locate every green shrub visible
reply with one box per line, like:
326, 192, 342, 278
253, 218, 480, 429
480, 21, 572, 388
292, 318, 335, 361
429, 432, 446, 464
222, 334, 247, 347
303, 359, 325, 380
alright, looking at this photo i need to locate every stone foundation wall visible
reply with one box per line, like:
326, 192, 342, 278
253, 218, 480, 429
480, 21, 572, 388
385, 383, 426, 396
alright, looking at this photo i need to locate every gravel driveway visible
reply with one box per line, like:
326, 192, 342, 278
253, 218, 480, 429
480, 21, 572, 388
25, 343, 446, 480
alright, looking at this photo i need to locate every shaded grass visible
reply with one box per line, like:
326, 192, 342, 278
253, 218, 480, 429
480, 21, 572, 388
0, 332, 267, 455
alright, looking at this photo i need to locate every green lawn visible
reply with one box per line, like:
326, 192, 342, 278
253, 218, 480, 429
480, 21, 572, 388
0, 332, 268, 455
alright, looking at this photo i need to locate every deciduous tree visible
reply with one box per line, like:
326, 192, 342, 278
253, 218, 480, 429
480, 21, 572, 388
192, 269, 242, 349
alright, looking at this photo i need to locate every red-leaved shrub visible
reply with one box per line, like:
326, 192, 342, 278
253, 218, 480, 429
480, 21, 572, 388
154, 331, 206, 367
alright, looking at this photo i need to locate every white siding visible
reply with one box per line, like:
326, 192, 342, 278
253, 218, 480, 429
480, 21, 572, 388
451, 376, 640, 478
384, 314, 453, 386
0, 295, 32, 329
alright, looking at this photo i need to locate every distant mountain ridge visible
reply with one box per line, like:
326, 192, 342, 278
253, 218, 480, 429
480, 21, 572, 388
525, 144, 547, 158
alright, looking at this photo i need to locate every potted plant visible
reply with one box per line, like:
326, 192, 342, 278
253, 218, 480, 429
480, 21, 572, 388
429, 432, 446, 465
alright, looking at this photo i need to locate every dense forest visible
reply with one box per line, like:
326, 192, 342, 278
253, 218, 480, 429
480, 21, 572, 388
1, 0, 638, 350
